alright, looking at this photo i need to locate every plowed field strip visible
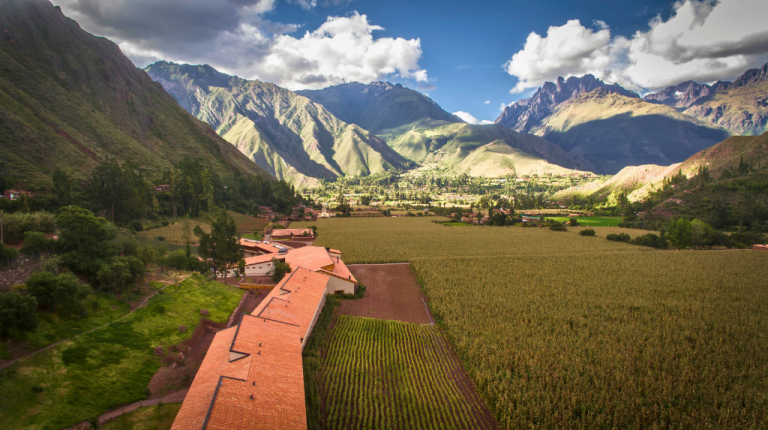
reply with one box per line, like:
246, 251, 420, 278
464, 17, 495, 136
320, 316, 498, 429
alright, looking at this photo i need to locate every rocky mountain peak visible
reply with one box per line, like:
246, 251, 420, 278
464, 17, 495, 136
495, 74, 638, 132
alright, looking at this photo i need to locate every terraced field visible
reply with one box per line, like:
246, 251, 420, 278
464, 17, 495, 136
320, 316, 496, 429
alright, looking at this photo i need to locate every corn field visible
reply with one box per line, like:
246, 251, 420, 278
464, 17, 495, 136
0, 211, 56, 244
320, 316, 496, 430
294, 217, 768, 429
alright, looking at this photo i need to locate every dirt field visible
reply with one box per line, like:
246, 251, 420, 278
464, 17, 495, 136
338, 264, 433, 324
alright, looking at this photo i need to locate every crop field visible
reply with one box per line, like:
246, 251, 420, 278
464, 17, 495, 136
294, 217, 768, 428
543, 216, 622, 226
319, 316, 496, 429
0, 274, 243, 430
227, 210, 269, 232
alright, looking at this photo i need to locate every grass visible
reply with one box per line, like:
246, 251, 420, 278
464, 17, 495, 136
294, 217, 768, 428
543, 216, 622, 226
0, 274, 243, 430
24, 293, 130, 350
136, 221, 210, 244
100, 403, 181, 430
226, 211, 269, 232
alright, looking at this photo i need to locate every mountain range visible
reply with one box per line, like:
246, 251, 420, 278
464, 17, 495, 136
145, 63, 410, 186
0, 0, 268, 190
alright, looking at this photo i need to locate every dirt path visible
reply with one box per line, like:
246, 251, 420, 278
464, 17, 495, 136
0, 273, 190, 371
337, 264, 433, 324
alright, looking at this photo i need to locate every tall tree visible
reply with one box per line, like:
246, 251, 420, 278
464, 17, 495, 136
195, 209, 242, 281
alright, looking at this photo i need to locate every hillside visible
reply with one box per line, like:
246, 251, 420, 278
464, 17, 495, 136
644, 63, 768, 136
496, 74, 639, 132
379, 122, 589, 176
296, 82, 464, 134
554, 131, 768, 203
529, 89, 731, 174
0, 0, 268, 190
145, 63, 410, 187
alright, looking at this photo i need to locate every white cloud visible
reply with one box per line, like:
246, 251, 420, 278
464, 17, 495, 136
52, 1, 428, 90
504, 19, 612, 93
484, 100, 490, 104
504, 0, 768, 93
453, 111, 493, 125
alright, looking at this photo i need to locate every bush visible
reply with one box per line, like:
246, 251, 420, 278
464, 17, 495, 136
630, 233, 667, 249
0, 292, 38, 338
26, 272, 91, 315
579, 229, 596, 236
0, 243, 19, 260
161, 220, 170, 227
271, 258, 292, 283
550, 222, 567, 231
0, 212, 56, 244
569, 217, 579, 226
607, 233, 632, 243
20, 231, 54, 254
129, 220, 143, 232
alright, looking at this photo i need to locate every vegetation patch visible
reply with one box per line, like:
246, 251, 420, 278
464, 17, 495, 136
296, 217, 768, 428
100, 403, 182, 430
0, 274, 243, 430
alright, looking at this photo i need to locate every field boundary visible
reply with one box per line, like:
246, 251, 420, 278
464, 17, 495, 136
63, 389, 188, 430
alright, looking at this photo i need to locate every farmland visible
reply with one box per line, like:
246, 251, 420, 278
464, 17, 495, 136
319, 316, 496, 429
295, 217, 768, 428
0, 274, 243, 430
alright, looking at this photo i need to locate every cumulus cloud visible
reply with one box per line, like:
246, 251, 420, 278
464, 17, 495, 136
484, 100, 490, 104
52, 1, 428, 90
504, 0, 768, 93
453, 111, 493, 125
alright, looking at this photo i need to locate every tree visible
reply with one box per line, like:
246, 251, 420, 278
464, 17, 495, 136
667, 218, 692, 249
690, 219, 715, 250
97, 259, 133, 292
195, 209, 242, 280
0, 292, 38, 338
26, 272, 91, 315
271, 258, 292, 283
569, 217, 579, 226
20, 231, 54, 254
57, 206, 119, 277
52, 167, 72, 207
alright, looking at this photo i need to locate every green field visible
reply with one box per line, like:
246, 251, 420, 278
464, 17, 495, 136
0, 274, 243, 430
295, 217, 768, 428
541, 216, 622, 226
101, 403, 181, 430
320, 316, 495, 429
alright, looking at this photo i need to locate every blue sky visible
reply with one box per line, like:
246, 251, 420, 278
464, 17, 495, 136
54, 0, 768, 123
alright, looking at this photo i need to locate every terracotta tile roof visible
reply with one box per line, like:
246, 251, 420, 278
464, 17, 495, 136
320, 256, 357, 284
171, 267, 329, 430
238, 239, 283, 255
271, 229, 313, 238
243, 254, 282, 266
283, 246, 335, 272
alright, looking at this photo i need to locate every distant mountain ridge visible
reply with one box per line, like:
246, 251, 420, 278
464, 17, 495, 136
296, 82, 465, 133
145, 63, 410, 186
643, 63, 768, 136
496, 74, 640, 132
0, 0, 269, 189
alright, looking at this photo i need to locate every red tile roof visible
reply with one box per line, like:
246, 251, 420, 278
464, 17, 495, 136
243, 254, 282, 266
171, 267, 329, 430
283, 246, 334, 272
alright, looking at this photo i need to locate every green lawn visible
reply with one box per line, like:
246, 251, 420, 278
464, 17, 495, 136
0, 274, 243, 430
543, 216, 622, 226
22, 293, 129, 350
101, 403, 181, 430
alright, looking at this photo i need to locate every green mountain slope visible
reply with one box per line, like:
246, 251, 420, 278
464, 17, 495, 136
530, 89, 732, 174
145, 63, 410, 186
296, 82, 464, 134
0, 0, 268, 189
554, 132, 768, 203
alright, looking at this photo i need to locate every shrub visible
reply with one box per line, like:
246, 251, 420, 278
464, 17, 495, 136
129, 220, 143, 232
550, 222, 567, 231
606, 233, 631, 243
0, 292, 38, 338
271, 258, 292, 283
0, 243, 19, 260
569, 217, 579, 226
161, 220, 169, 227
156, 236, 165, 241
40, 255, 61, 273
0, 212, 56, 244
20, 231, 54, 254
579, 229, 596, 236
630, 233, 667, 249
26, 272, 91, 315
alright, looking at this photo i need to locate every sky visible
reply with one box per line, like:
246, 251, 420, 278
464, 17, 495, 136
52, 0, 768, 123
